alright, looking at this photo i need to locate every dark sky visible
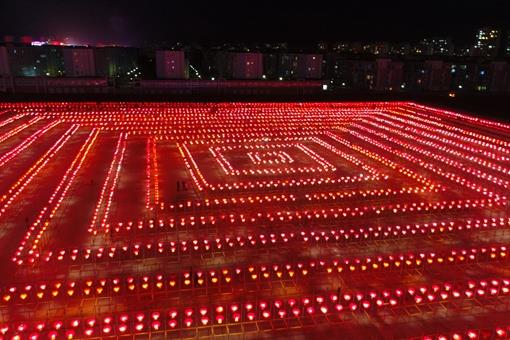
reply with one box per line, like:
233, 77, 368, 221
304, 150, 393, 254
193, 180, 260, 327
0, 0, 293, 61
0, 0, 509, 46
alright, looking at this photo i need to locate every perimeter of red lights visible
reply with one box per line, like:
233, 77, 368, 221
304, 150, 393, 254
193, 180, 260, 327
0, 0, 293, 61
0, 101, 509, 339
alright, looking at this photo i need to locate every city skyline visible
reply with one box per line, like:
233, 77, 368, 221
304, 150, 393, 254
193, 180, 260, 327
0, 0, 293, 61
1, 0, 509, 46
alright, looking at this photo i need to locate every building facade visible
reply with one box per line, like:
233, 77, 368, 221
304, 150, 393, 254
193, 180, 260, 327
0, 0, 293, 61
155, 50, 188, 79
375, 58, 404, 91
0, 46, 9, 76
231, 52, 263, 79
94, 47, 139, 78
63, 48, 95, 77
473, 28, 500, 57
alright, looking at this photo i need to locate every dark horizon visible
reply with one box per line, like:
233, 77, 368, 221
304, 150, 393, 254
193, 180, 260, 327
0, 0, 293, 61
1, 0, 509, 46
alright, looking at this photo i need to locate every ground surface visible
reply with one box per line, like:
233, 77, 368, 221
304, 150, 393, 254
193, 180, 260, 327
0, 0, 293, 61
0, 101, 509, 339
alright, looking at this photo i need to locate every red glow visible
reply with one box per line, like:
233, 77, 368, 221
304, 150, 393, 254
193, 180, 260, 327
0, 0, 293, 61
0, 102, 508, 338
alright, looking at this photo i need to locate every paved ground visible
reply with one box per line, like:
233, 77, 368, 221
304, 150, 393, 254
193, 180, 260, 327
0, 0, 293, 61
0, 102, 509, 339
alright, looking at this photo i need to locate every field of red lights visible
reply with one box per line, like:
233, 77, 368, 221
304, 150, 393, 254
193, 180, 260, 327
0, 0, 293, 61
0, 101, 509, 339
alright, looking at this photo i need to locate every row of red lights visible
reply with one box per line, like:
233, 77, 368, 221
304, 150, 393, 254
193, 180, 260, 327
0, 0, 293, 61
144, 137, 152, 209
0, 117, 41, 145
105, 197, 498, 233
2, 276, 510, 338
88, 133, 128, 234
395, 106, 510, 151
23, 217, 510, 264
324, 131, 435, 187
157, 184, 435, 213
380, 111, 510, 163
355, 119, 509, 188
2, 101, 507, 138
4, 245, 510, 304
0, 125, 79, 219
145, 137, 161, 209
13, 128, 99, 264
339, 128, 504, 201
164, 193, 297, 211
419, 326, 510, 340
407, 102, 510, 134
0, 113, 26, 129
0, 120, 60, 168
247, 150, 294, 165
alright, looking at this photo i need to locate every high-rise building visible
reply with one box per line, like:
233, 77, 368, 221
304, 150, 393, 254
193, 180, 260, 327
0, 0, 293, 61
417, 38, 453, 56
473, 27, 500, 57
424, 60, 451, 91
297, 54, 323, 79
94, 47, 139, 78
332, 42, 350, 53
317, 42, 328, 51
363, 42, 390, 55
155, 51, 188, 79
0, 46, 10, 76
375, 58, 404, 91
449, 63, 478, 91
390, 43, 411, 56
63, 48, 95, 77
506, 31, 510, 56
351, 60, 376, 90
489, 61, 510, 92
278, 54, 323, 80
0, 45, 64, 77
231, 52, 263, 79
262, 53, 279, 80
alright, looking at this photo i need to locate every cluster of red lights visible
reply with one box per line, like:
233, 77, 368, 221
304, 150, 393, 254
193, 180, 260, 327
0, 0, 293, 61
0, 102, 509, 338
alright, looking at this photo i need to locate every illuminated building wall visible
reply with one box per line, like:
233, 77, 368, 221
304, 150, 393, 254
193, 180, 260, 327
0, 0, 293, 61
0, 46, 10, 76
424, 60, 451, 91
416, 38, 453, 56
63, 48, 95, 77
94, 47, 139, 78
0, 45, 64, 77
232, 52, 263, 79
375, 58, 404, 91
473, 27, 500, 57
488, 61, 510, 92
155, 50, 188, 79
297, 54, 323, 79
278, 53, 323, 80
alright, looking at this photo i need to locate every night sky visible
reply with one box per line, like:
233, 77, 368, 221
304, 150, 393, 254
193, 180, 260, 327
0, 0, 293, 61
0, 0, 509, 46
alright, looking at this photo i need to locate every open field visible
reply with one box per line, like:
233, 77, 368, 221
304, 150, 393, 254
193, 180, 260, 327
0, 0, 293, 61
0, 101, 509, 339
